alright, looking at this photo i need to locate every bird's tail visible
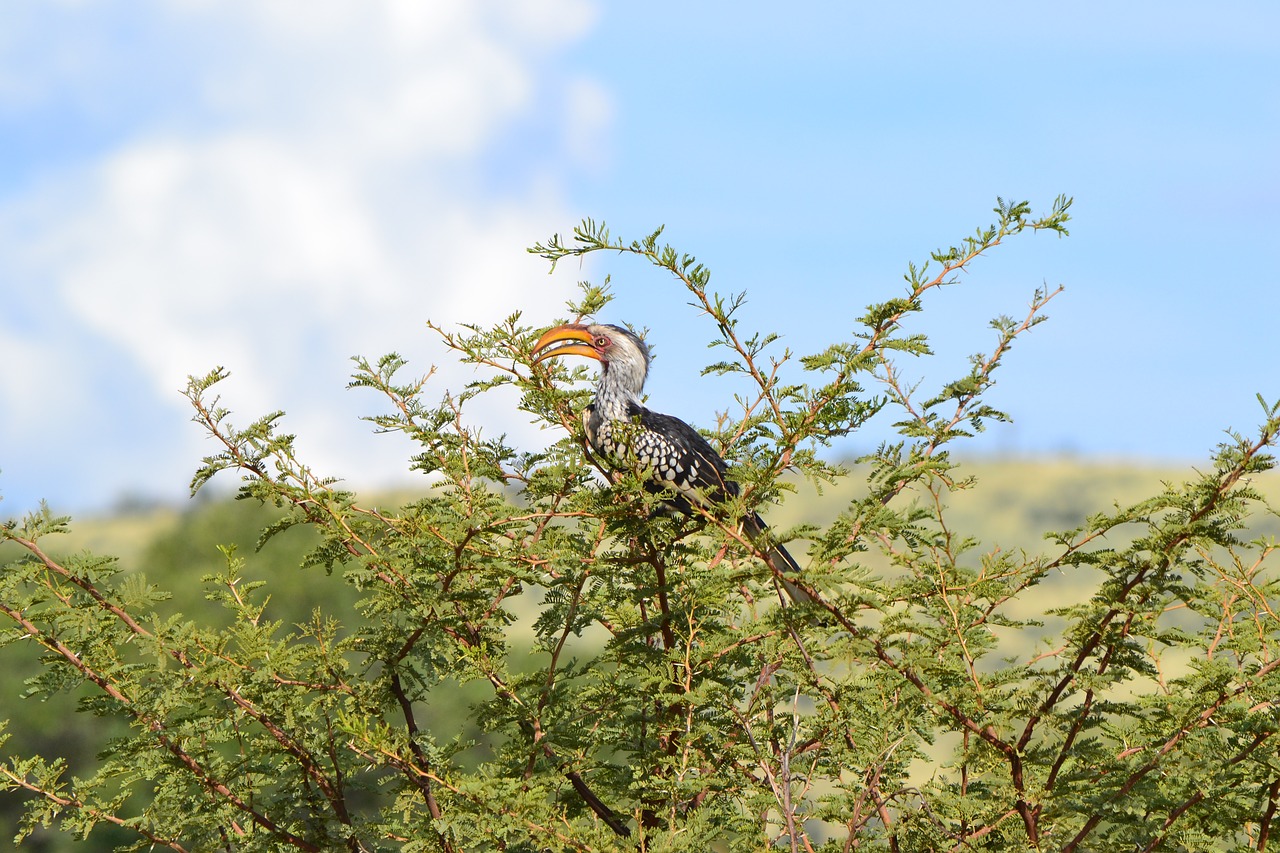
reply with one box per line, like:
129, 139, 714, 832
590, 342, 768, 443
742, 511, 816, 605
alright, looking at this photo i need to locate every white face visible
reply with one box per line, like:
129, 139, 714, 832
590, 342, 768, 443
588, 324, 650, 393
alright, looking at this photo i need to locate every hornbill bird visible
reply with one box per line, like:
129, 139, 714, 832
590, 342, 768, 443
533, 322, 814, 605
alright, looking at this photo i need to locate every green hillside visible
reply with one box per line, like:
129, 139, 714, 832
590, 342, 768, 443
772, 455, 1280, 548
21, 456, 1279, 570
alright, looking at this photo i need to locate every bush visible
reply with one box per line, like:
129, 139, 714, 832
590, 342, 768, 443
4, 198, 1280, 851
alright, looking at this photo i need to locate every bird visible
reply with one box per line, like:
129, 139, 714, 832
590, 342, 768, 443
532, 322, 814, 605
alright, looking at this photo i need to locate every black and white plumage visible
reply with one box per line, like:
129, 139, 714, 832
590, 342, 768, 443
533, 322, 812, 604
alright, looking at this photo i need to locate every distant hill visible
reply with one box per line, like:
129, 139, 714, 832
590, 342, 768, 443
771, 455, 1280, 551
22, 455, 1279, 559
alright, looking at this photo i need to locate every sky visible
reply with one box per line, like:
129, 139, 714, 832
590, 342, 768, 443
1, 1, 1277, 516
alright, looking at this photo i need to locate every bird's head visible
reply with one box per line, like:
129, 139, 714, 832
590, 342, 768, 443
533, 322, 651, 393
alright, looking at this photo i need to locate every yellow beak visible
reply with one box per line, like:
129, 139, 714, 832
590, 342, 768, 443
532, 324, 602, 363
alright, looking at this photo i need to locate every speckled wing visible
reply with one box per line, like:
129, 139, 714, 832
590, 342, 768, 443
587, 401, 814, 604
625, 404, 736, 509
634, 407, 814, 602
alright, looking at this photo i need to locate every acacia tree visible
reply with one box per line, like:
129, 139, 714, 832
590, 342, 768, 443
3, 197, 1280, 852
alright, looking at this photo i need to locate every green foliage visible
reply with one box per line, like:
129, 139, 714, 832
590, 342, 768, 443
3, 197, 1280, 852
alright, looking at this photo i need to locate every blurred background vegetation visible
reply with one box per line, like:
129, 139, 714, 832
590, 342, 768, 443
2, 456, 1278, 851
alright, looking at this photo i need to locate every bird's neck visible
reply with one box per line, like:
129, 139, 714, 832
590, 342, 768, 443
593, 367, 643, 421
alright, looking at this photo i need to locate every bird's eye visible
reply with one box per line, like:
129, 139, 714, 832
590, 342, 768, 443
594, 336, 610, 348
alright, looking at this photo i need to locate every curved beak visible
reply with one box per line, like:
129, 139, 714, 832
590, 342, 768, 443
532, 324, 601, 363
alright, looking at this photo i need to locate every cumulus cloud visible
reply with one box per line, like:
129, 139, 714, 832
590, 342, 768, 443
0, 0, 607, 512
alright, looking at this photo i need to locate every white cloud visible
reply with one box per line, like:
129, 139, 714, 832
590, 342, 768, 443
563, 77, 614, 175
0, 0, 607, 512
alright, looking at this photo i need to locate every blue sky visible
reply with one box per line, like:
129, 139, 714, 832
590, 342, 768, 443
1, 1, 1278, 515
